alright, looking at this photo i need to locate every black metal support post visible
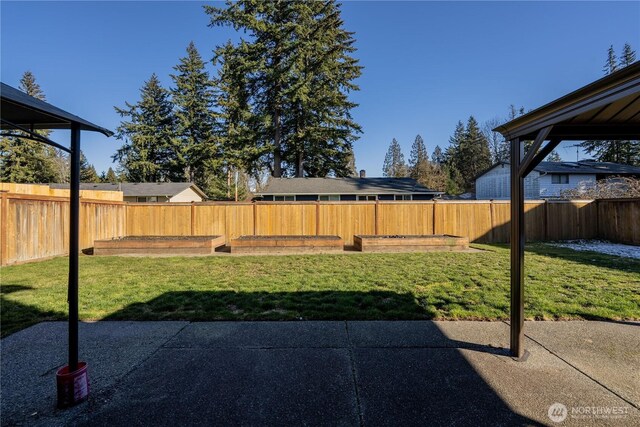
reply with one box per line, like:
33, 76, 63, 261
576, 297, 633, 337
510, 138, 525, 358
68, 124, 81, 372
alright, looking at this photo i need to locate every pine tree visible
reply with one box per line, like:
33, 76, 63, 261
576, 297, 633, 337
171, 42, 220, 191
459, 116, 492, 189
113, 74, 179, 182
0, 72, 60, 183
382, 138, 407, 177
408, 135, 428, 170
80, 152, 100, 182
102, 167, 118, 183
206, 0, 362, 178
619, 43, 637, 68
429, 145, 442, 165
442, 121, 465, 192
604, 45, 618, 75
213, 41, 264, 199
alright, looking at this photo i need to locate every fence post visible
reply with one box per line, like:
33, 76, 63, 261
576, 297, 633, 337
543, 200, 549, 241
190, 203, 195, 236
253, 202, 257, 236
374, 200, 379, 235
489, 200, 495, 242
316, 201, 320, 236
0, 191, 7, 266
432, 200, 437, 235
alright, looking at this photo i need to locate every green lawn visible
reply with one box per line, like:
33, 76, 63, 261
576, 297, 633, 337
1, 244, 639, 337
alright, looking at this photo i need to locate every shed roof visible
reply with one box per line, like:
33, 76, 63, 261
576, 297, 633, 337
494, 62, 640, 141
1, 83, 113, 136
258, 177, 442, 195
50, 182, 206, 198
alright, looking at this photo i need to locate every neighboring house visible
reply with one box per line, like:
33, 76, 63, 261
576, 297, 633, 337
256, 175, 443, 201
50, 182, 207, 202
475, 161, 640, 199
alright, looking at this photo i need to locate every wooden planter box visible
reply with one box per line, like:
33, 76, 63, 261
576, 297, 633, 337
230, 235, 344, 254
94, 236, 225, 255
354, 235, 469, 252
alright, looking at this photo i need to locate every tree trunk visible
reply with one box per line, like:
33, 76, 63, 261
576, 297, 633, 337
273, 107, 282, 177
296, 151, 304, 178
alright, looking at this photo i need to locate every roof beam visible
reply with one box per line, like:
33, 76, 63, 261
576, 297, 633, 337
522, 139, 563, 177
0, 118, 71, 153
519, 126, 552, 178
548, 123, 640, 140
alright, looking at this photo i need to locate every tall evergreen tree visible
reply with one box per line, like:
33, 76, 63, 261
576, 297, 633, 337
382, 138, 407, 177
443, 121, 466, 192
459, 116, 492, 189
619, 43, 637, 67
79, 152, 100, 183
0, 72, 60, 183
102, 167, 118, 183
206, 0, 362, 178
171, 42, 221, 193
604, 45, 618, 75
408, 135, 428, 171
113, 74, 179, 182
431, 145, 444, 165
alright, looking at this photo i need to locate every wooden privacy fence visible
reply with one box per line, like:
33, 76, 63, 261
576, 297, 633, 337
1, 192, 125, 265
1, 193, 638, 265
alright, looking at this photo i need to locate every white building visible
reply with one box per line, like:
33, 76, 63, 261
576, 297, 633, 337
475, 161, 640, 199
50, 182, 207, 202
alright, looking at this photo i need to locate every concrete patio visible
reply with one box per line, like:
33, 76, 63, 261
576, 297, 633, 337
2, 320, 638, 426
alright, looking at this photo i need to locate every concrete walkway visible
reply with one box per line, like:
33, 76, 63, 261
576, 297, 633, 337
2, 321, 638, 426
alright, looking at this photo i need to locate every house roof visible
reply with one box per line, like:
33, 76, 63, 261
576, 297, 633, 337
1, 82, 113, 136
258, 177, 443, 195
477, 161, 640, 179
493, 62, 640, 141
50, 182, 207, 198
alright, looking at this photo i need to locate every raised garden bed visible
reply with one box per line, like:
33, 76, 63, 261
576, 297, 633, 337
354, 234, 469, 252
93, 236, 225, 256
230, 235, 344, 254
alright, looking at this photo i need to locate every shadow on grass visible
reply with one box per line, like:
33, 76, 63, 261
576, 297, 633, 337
102, 290, 430, 321
481, 242, 640, 273
1, 284, 66, 338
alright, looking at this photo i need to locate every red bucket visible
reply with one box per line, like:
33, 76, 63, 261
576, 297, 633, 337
56, 362, 89, 408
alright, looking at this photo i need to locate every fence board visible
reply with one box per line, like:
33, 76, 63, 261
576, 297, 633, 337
318, 203, 376, 245
125, 204, 191, 236
377, 202, 434, 235
597, 199, 640, 245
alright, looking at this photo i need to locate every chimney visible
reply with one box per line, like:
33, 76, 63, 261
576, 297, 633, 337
359, 169, 366, 178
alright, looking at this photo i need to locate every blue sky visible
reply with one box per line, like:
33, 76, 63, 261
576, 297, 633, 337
2, 1, 639, 176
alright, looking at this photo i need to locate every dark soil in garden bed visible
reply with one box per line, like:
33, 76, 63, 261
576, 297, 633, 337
235, 235, 342, 240
107, 236, 222, 241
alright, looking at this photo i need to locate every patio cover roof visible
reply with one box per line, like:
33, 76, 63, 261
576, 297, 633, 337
492, 62, 640, 359
494, 62, 640, 141
1, 82, 112, 136
1, 81, 112, 396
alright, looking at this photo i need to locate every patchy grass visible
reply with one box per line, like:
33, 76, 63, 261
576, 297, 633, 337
1, 243, 639, 337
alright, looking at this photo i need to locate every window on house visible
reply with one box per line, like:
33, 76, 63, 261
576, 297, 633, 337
319, 195, 340, 201
394, 195, 412, 200
358, 195, 376, 201
551, 174, 569, 184
274, 195, 295, 201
